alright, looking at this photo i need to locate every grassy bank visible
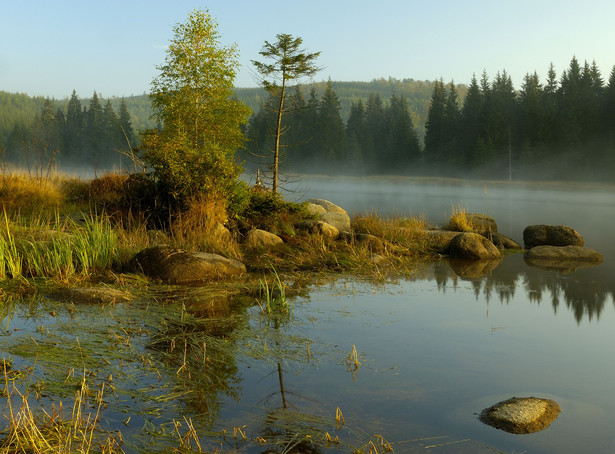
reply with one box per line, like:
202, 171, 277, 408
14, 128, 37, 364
0, 170, 441, 286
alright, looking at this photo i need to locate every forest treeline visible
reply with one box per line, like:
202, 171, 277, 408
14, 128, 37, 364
0, 78, 439, 173
422, 57, 615, 180
0, 90, 147, 172
240, 79, 424, 176
3, 57, 615, 181
243, 57, 615, 180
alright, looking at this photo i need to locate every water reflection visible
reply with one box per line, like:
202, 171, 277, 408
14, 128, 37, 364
422, 254, 612, 323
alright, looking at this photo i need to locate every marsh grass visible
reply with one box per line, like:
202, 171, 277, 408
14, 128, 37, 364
256, 268, 292, 318
445, 205, 475, 232
0, 366, 123, 454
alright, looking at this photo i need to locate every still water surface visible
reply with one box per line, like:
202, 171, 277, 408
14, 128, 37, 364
2, 177, 614, 453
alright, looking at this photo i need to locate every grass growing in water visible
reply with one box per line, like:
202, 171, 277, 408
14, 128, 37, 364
0, 367, 122, 453
256, 267, 292, 318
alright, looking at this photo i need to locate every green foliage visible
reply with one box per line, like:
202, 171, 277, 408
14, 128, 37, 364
141, 8, 250, 212
240, 191, 309, 235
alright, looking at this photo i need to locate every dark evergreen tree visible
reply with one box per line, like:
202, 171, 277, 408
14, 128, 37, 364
345, 99, 366, 174
460, 74, 483, 170
317, 79, 346, 169
118, 98, 136, 147
85, 91, 105, 167
363, 93, 385, 170
383, 94, 421, 172
443, 81, 461, 170
64, 90, 84, 161
423, 79, 447, 171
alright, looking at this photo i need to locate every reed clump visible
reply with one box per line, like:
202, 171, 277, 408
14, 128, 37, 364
0, 368, 123, 454
445, 205, 475, 232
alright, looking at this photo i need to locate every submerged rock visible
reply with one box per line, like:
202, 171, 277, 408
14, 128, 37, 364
523, 225, 584, 249
524, 245, 603, 273
130, 245, 246, 284
479, 396, 561, 434
448, 232, 501, 260
524, 245, 603, 261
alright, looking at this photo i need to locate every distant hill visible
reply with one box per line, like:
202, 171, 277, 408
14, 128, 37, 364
0, 78, 467, 144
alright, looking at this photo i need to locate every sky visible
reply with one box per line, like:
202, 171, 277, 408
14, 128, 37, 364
2, 0, 615, 99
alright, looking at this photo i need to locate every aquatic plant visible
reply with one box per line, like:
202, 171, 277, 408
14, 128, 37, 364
256, 267, 292, 318
0, 366, 123, 453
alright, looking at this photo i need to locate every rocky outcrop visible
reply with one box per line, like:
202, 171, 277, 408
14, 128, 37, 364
448, 232, 501, 260
479, 396, 561, 434
244, 228, 284, 248
306, 199, 351, 233
130, 245, 246, 284
523, 225, 584, 249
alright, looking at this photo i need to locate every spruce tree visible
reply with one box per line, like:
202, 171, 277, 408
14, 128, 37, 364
317, 79, 346, 169
424, 79, 447, 172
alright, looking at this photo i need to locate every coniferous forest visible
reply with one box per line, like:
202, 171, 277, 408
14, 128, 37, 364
2, 56, 615, 181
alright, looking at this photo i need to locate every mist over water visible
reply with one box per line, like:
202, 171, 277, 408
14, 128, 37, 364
286, 175, 615, 259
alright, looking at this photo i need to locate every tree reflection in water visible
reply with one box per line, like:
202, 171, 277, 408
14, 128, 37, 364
423, 254, 612, 323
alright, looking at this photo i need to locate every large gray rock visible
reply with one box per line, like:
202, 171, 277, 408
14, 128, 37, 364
305, 203, 327, 216
479, 396, 561, 434
244, 228, 284, 248
449, 232, 501, 260
305, 199, 351, 233
131, 245, 246, 284
523, 224, 584, 249
305, 198, 347, 215
320, 211, 351, 233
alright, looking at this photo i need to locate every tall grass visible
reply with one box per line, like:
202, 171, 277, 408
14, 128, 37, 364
1, 368, 122, 453
0, 212, 124, 280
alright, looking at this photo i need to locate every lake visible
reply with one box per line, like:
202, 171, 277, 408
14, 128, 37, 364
1, 176, 614, 453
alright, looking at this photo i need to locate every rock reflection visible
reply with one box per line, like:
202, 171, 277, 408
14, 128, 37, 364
418, 255, 612, 323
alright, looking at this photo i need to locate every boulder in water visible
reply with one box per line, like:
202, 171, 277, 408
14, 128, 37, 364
449, 232, 501, 260
523, 225, 584, 249
130, 245, 246, 284
479, 396, 561, 434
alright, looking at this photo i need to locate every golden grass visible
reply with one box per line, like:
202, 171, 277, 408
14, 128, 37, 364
1, 368, 123, 454
170, 196, 242, 260
445, 205, 474, 232
0, 172, 64, 212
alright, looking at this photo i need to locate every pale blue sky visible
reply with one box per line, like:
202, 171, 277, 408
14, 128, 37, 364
2, 0, 615, 99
